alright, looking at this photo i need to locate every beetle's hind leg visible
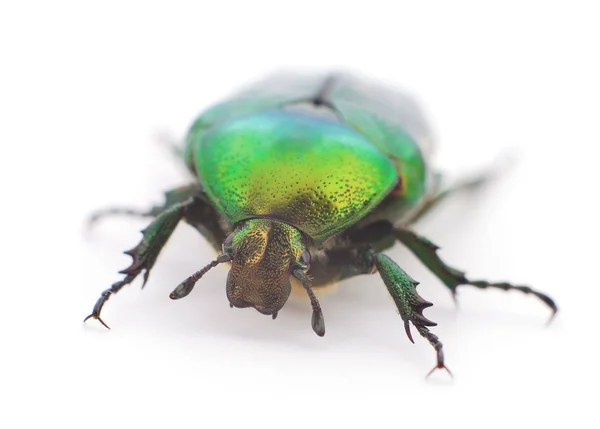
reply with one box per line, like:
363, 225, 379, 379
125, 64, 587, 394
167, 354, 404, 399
405, 155, 514, 225
154, 130, 184, 160
394, 228, 558, 321
87, 206, 162, 227
404, 173, 486, 225
87, 184, 198, 228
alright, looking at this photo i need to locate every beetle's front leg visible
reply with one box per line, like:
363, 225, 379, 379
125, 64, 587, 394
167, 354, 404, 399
310, 244, 449, 375
372, 252, 451, 377
84, 197, 197, 329
394, 228, 558, 320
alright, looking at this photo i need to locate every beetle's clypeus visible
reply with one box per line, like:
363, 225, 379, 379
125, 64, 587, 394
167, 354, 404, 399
85, 73, 557, 376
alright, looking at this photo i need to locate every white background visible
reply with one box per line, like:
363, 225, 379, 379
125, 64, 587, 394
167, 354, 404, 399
2, 1, 599, 428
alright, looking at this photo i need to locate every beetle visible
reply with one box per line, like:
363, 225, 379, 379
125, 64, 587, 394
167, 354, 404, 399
85, 72, 557, 376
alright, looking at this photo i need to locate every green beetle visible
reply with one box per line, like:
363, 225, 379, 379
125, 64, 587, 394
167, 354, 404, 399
85, 73, 557, 376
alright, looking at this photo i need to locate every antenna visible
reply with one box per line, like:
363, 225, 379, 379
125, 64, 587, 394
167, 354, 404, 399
294, 269, 325, 337
169, 254, 232, 300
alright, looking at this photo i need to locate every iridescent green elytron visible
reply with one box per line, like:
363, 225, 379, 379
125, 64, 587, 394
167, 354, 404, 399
194, 109, 399, 241
85, 73, 558, 377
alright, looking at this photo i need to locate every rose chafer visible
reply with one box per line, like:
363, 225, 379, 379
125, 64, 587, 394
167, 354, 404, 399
85, 73, 557, 376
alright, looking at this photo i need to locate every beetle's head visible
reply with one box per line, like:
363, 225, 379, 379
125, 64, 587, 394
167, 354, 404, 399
223, 218, 309, 316
170, 218, 324, 336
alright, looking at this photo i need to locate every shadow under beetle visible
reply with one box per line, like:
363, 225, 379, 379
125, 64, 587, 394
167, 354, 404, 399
85, 72, 557, 376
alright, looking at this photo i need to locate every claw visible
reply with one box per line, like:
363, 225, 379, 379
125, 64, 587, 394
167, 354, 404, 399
425, 350, 453, 378
86, 213, 101, 230
404, 320, 414, 344
450, 289, 459, 308
142, 270, 151, 289
84, 313, 111, 330
545, 307, 559, 326
413, 325, 452, 379
426, 364, 453, 379
83, 288, 118, 330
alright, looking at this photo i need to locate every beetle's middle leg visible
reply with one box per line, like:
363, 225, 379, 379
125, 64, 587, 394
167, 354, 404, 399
394, 228, 558, 320
373, 252, 451, 377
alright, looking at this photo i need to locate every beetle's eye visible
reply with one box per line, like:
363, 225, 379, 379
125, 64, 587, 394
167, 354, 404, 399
222, 233, 234, 254
299, 250, 311, 271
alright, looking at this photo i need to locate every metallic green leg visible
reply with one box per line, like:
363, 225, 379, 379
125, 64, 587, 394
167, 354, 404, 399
374, 253, 451, 376
84, 197, 196, 329
394, 228, 558, 319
